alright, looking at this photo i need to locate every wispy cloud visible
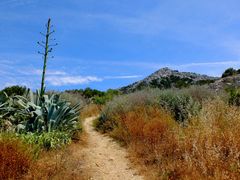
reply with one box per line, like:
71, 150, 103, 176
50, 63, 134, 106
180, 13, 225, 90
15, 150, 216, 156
24, 69, 67, 76
1, 51, 240, 89
67, 1, 240, 56
93, 60, 240, 70
0, 0, 36, 7
171, 61, 240, 68
45, 74, 142, 86
46, 76, 102, 86
104, 75, 142, 79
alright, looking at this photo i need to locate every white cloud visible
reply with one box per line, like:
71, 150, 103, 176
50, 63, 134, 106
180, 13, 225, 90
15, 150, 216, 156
71, 1, 240, 56
31, 69, 67, 76
171, 61, 240, 68
95, 60, 240, 70
16, 68, 68, 76
104, 75, 142, 79
0, 0, 36, 7
46, 76, 103, 86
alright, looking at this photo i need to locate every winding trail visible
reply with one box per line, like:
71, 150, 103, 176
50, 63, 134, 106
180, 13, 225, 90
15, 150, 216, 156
82, 117, 143, 180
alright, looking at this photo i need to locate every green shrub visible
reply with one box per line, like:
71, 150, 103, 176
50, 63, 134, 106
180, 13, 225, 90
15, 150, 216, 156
93, 89, 120, 105
228, 88, 240, 106
18, 131, 71, 150
196, 79, 215, 85
0, 85, 26, 96
65, 88, 120, 105
0, 86, 27, 104
222, 68, 237, 78
148, 76, 193, 89
158, 91, 200, 122
66, 88, 104, 99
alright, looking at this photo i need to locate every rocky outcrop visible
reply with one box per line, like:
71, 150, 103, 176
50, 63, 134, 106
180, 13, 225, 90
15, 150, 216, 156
209, 74, 240, 91
120, 67, 218, 93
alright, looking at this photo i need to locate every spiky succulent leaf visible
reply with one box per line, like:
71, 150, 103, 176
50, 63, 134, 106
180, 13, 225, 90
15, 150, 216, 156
0, 89, 81, 135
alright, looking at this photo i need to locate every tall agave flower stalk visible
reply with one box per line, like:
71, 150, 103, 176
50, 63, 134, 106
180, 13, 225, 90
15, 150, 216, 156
38, 18, 57, 100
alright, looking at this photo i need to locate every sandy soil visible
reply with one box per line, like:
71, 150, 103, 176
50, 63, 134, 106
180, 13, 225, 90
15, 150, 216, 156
82, 117, 143, 180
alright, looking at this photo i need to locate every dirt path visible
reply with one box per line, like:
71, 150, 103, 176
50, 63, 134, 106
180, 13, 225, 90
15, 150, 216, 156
82, 117, 143, 180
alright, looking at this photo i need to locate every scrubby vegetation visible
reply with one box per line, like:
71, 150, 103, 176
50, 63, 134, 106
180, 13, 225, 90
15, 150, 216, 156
228, 88, 240, 106
95, 86, 240, 179
96, 87, 212, 132
0, 135, 35, 179
0, 84, 119, 179
66, 88, 120, 105
149, 75, 215, 90
0, 19, 86, 179
0, 88, 82, 178
1, 17, 240, 179
0, 89, 81, 135
0, 85, 26, 97
222, 67, 240, 78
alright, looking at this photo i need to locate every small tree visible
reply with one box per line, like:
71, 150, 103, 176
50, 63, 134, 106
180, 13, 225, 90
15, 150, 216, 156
237, 69, 240, 74
222, 68, 237, 78
38, 18, 57, 99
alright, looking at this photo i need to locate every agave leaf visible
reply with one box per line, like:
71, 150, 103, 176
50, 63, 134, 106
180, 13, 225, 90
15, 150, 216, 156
16, 124, 26, 132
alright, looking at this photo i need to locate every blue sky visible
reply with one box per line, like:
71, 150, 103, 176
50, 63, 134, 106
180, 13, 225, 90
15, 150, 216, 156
1, 0, 240, 91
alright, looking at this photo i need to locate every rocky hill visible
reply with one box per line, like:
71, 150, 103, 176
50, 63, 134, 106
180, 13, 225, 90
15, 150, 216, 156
209, 74, 240, 91
120, 67, 218, 93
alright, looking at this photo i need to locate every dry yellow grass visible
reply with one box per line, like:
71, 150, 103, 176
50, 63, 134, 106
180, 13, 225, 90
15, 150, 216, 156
103, 99, 240, 179
80, 104, 101, 119
25, 132, 90, 180
0, 137, 33, 179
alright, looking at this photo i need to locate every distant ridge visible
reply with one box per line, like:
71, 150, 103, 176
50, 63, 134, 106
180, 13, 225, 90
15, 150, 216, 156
120, 67, 218, 93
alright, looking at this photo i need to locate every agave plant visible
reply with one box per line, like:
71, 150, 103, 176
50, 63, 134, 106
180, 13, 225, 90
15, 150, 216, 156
0, 89, 81, 135
0, 92, 29, 132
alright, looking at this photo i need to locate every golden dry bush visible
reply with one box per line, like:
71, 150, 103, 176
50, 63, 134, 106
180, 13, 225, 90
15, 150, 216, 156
25, 142, 89, 180
0, 137, 33, 179
99, 97, 240, 179
80, 104, 102, 119
154, 99, 240, 179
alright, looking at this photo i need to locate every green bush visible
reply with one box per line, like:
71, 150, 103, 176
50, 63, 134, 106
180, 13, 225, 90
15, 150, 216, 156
148, 76, 193, 89
158, 91, 200, 122
65, 88, 120, 105
0, 86, 26, 96
0, 86, 27, 103
66, 88, 104, 99
222, 68, 237, 78
18, 131, 71, 150
228, 88, 240, 106
196, 79, 215, 85
93, 89, 120, 105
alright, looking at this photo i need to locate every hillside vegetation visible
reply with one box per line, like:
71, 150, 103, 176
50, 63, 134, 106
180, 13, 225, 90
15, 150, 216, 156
2, 37, 240, 180
120, 67, 217, 93
95, 86, 240, 179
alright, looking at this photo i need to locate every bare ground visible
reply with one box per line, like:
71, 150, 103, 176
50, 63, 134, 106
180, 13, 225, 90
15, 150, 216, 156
82, 117, 143, 180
